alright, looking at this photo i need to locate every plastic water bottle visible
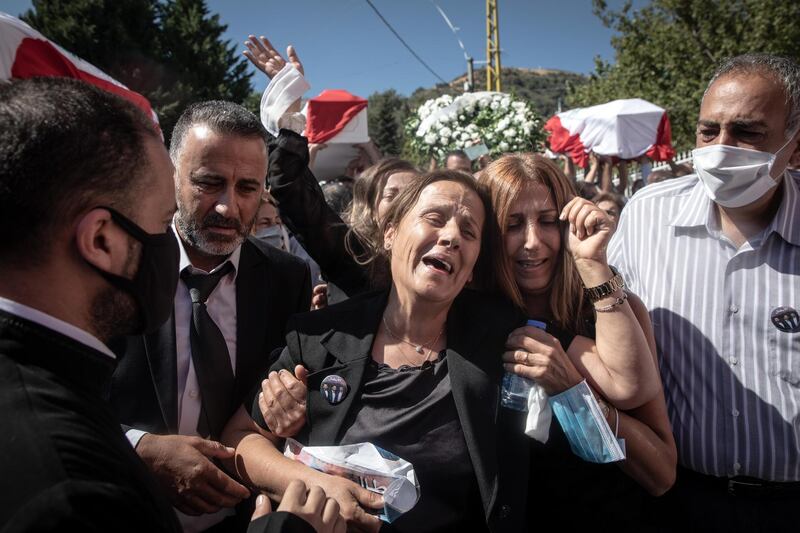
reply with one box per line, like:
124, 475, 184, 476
500, 319, 547, 411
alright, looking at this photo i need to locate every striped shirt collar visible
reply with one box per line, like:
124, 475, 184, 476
668, 172, 800, 247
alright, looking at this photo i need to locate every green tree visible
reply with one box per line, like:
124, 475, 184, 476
22, 0, 253, 143
22, 0, 160, 89
569, 0, 800, 150
367, 89, 408, 157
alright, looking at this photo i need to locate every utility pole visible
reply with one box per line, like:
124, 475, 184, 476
465, 56, 475, 92
486, 0, 501, 91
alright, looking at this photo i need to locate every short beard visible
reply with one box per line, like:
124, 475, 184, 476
175, 201, 252, 258
91, 243, 142, 342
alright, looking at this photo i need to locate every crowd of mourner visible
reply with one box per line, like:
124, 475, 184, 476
1, 29, 799, 533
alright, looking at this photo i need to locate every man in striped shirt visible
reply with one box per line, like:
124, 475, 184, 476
609, 54, 800, 531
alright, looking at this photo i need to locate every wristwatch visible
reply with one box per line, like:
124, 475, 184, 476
584, 272, 625, 303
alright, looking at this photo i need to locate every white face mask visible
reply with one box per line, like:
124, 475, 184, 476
692, 135, 796, 208
254, 224, 290, 251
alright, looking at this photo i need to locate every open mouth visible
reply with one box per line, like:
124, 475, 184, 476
516, 258, 547, 269
421, 254, 453, 275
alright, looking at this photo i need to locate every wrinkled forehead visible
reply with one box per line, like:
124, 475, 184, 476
416, 180, 485, 221
701, 72, 790, 125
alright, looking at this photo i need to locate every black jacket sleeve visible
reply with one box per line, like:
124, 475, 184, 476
267, 129, 369, 297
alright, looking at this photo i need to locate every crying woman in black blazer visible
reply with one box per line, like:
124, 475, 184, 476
222, 171, 529, 533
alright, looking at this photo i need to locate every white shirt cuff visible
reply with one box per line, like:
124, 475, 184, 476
260, 63, 311, 136
126, 428, 149, 449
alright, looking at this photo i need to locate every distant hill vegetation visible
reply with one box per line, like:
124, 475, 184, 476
367, 67, 587, 160
407, 67, 588, 118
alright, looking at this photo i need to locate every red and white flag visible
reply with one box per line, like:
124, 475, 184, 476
305, 89, 368, 144
545, 98, 674, 168
304, 89, 369, 180
0, 11, 159, 131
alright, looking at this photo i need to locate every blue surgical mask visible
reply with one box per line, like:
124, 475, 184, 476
549, 380, 626, 463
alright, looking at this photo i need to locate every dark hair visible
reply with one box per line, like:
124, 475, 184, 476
169, 100, 269, 162
646, 169, 675, 184
574, 180, 599, 200
706, 53, 800, 137
445, 150, 469, 160
0, 77, 159, 264
375, 169, 501, 293
321, 179, 354, 218
591, 191, 626, 213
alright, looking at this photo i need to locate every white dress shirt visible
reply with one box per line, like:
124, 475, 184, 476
609, 172, 800, 481
128, 236, 242, 533
0, 296, 115, 359
174, 239, 241, 439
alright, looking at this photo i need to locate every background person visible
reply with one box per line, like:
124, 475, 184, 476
244, 36, 422, 300
444, 149, 473, 172
592, 190, 626, 231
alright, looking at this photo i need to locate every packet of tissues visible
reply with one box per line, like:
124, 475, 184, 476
283, 438, 420, 523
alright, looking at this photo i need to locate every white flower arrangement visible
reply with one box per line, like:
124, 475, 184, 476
405, 92, 545, 161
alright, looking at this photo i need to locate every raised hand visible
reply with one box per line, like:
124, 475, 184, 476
560, 196, 614, 280
243, 35, 304, 79
136, 434, 250, 516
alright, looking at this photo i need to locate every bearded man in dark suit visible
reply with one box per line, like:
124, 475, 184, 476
110, 101, 311, 533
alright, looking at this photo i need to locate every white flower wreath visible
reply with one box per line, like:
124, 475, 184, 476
405, 92, 545, 161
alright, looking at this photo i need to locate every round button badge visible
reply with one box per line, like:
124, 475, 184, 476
771, 306, 800, 333
320, 374, 348, 405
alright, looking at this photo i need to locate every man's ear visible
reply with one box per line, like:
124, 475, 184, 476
74, 208, 129, 275
789, 130, 800, 168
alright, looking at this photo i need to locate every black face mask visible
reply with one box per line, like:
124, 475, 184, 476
89, 206, 179, 334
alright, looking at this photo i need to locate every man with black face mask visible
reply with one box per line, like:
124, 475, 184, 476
110, 101, 312, 532
609, 54, 800, 531
0, 77, 184, 531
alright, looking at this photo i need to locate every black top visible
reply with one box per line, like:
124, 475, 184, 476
526, 318, 651, 531
252, 289, 530, 532
340, 353, 486, 533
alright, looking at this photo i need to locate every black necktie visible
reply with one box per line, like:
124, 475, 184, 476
181, 262, 235, 440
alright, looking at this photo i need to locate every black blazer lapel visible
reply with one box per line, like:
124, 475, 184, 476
445, 300, 502, 519
234, 240, 270, 402
304, 291, 387, 446
144, 312, 178, 432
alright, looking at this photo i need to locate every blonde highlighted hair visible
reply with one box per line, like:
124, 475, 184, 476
478, 153, 589, 334
345, 158, 421, 265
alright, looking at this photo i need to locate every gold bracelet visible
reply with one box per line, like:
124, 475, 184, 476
594, 292, 628, 312
584, 272, 625, 302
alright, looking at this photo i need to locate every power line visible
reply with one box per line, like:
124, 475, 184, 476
431, 1, 469, 61
363, 0, 448, 84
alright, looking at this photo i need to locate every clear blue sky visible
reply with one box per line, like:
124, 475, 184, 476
2, 0, 646, 97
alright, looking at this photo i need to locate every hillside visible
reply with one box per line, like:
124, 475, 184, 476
365, 67, 588, 161
407, 67, 588, 118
